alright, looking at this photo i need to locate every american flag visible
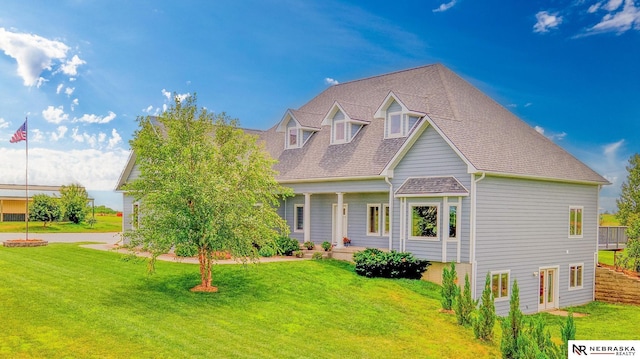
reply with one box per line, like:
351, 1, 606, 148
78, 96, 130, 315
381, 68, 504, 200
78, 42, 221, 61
10, 120, 27, 143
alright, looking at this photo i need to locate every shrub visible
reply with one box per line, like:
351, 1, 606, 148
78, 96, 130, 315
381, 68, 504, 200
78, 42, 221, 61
275, 236, 300, 256
501, 280, 523, 358
174, 244, 198, 257
293, 250, 304, 258
213, 251, 232, 260
312, 252, 323, 260
473, 273, 495, 341
321, 241, 332, 251
455, 274, 476, 326
441, 262, 458, 310
560, 312, 576, 358
303, 241, 315, 250
353, 248, 430, 279
258, 246, 276, 257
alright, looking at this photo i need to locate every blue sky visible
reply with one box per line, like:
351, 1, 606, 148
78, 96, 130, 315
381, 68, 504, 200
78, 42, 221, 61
0, 0, 638, 212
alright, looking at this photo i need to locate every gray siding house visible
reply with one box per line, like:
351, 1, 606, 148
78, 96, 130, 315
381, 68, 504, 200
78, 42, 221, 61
116, 64, 608, 314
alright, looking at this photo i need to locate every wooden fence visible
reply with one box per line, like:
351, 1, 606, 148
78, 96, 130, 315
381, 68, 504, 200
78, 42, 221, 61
598, 226, 628, 249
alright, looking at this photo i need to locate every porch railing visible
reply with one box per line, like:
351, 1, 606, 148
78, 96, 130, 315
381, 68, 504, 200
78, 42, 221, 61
598, 226, 628, 249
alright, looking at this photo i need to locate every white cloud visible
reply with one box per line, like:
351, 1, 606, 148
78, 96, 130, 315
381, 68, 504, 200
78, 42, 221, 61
0, 146, 130, 191
98, 132, 107, 143
50, 125, 68, 141
56, 83, 64, 94
587, 0, 640, 34
0, 118, 9, 129
107, 129, 122, 149
64, 87, 75, 97
324, 77, 339, 85
533, 11, 563, 33
603, 139, 625, 158
161, 88, 190, 102
433, 0, 457, 12
42, 105, 69, 124
74, 111, 116, 124
71, 98, 79, 111
31, 128, 45, 143
143, 105, 154, 113
0, 27, 70, 87
534, 125, 567, 141
59, 54, 86, 76
524, 102, 533, 107
161, 88, 171, 100
581, 139, 628, 212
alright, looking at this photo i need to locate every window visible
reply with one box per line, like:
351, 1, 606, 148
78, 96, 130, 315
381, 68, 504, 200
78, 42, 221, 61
288, 128, 299, 148
383, 204, 390, 235
132, 203, 139, 229
367, 204, 381, 235
388, 112, 403, 137
569, 206, 583, 237
410, 204, 439, 239
569, 264, 583, 289
448, 205, 458, 239
334, 120, 346, 143
294, 204, 304, 232
491, 271, 509, 300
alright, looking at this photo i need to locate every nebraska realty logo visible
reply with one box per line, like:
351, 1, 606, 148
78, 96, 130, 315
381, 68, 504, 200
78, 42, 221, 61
569, 340, 639, 358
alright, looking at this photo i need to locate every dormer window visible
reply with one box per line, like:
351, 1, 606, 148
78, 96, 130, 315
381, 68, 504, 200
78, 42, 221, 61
288, 127, 299, 148
323, 101, 369, 145
374, 92, 426, 139
276, 109, 320, 150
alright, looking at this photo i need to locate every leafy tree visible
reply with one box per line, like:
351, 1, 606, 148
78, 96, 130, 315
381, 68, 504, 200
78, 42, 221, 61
455, 273, 476, 326
441, 262, 458, 310
501, 280, 523, 359
123, 94, 291, 292
29, 194, 62, 227
473, 272, 495, 341
94, 205, 117, 215
617, 153, 640, 226
59, 183, 90, 224
617, 214, 640, 273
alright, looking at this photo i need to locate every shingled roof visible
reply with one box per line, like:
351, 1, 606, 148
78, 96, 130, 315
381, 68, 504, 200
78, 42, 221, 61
258, 64, 608, 185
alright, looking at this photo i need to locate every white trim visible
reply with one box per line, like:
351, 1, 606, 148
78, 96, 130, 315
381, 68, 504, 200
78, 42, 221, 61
396, 192, 469, 198
538, 266, 560, 311
408, 202, 440, 241
278, 175, 384, 184
332, 201, 348, 245
293, 204, 304, 233
386, 111, 404, 138
332, 119, 348, 144
366, 204, 382, 236
490, 270, 510, 302
442, 197, 448, 262
115, 151, 136, 190
568, 263, 584, 291
568, 205, 584, 238
286, 127, 301, 149
472, 170, 610, 186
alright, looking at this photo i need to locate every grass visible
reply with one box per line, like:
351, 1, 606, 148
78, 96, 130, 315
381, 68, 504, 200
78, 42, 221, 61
599, 213, 621, 226
598, 249, 621, 266
0, 214, 121, 233
0, 244, 498, 358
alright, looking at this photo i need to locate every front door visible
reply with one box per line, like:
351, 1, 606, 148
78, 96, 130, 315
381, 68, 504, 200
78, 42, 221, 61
538, 268, 558, 311
332, 203, 348, 244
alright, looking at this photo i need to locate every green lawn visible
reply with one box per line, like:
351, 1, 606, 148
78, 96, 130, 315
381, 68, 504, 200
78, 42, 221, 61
0, 214, 121, 233
1, 244, 638, 358
599, 213, 621, 226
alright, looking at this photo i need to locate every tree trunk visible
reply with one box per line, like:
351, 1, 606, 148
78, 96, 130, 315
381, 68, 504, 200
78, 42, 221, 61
192, 248, 218, 292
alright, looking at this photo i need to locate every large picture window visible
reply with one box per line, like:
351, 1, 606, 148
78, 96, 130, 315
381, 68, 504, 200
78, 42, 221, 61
491, 271, 509, 300
410, 204, 438, 239
294, 204, 304, 232
569, 206, 583, 238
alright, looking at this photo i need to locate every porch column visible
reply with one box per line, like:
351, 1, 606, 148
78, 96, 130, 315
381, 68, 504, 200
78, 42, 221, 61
303, 193, 311, 243
335, 192, 344, 248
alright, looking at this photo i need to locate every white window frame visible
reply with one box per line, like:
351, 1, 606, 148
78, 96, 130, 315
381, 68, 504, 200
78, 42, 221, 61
294, 204, 304, 232
409, 202, 440, 241
333, 119, 348, 144
447, 203, 460, 241
366, 204, 381, 236
286, 127, 300, 149
387, 111, 403, 138
568, 263, 584, 290
383, 203, 390, 236
569, 206, 584, 238
490, 270, 510, 301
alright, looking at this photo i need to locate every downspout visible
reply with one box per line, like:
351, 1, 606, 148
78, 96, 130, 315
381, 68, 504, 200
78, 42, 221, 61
385, 176, 394, 251
470, 172, 486, 298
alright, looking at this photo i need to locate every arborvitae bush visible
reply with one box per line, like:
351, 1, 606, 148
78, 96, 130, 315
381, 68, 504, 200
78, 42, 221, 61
353, 248, 430, 279
560, 312, 576, 358
455, 273, 476, 326
441, 262, 458, 310
501, 280, 523, 359
473, 273, 495, 341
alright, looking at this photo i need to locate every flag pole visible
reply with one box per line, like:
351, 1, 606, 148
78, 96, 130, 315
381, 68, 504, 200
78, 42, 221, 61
25, 117, 29, 241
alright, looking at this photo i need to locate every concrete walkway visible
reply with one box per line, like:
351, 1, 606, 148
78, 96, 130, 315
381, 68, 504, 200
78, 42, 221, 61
0, 232, 308, 265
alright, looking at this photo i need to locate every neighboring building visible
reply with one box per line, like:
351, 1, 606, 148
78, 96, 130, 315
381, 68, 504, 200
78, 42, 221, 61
116, 64, 609, 314
0, 184, 70, 222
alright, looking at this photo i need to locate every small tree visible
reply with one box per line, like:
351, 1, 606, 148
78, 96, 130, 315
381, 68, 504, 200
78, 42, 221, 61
616, 153, 640, 226
123, 94, 291, 292
617, 214, 640, 273
29, 194, 62, 227
501, 280, 523, 359
441, 262, 458, 310
455, 273, 476, 326
473, 272, 496, 341
59, 183, 90, 224
560, 312, 576, 358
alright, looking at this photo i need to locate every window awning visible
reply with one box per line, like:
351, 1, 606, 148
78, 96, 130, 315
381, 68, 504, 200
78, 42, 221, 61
394, 176, 469, 198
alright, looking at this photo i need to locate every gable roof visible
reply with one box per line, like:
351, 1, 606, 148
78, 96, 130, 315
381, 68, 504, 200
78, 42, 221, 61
258, 64, 608, 185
